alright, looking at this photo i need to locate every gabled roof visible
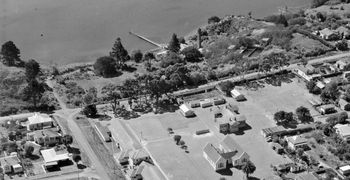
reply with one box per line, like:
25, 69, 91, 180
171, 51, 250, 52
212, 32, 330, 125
235, 115, 246, 122
220, 136, 245, 160
29, 128, 61, 139
203, 143, 222, 163
179, 104, 192, 113
40, 148, 69, 164
28, 113, 53, 125
0, 155, 20, 166
286, 135, 307, 145
320, 28, 335, 36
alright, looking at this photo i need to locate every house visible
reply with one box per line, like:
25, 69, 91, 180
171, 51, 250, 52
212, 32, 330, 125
319, 28, 338, 40
339, 98, 348, 110
339, 165, 350, 175
200, 99, 213, 108
190, 102, 200, 108
336, 59, 350, 70
179, 104, 195, 117
26, 113, 54, 131
118, 149, 131, 165
308, 98, 323, 107
129, 149, 152, 166
95, 122, 111, 142
230, 89, 246, 101
203, 136, 249, 171
295, 172, 318, 180
130, 165, 145, 180
218, 114, 247, 134
219, 136, 250, 167
203, 143, 227, 171
293, 66, 320, 82
261, 126, 286, 138
316, 81, 325, 89
271, 143, 284, 154
336, 26, 350, 39
318, 104, 336, 115
334, 124, 350, 141
27, 128, 62, 146
285, 135, 308, 150
40, 148, 70, 168
213, 98, 226, 105
0, 155, 23, 174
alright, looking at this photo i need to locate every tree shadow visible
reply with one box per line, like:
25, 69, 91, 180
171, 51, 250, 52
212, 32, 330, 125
67, 146, 81, 154
77, 163, 87, 169
231, 124, 252, 136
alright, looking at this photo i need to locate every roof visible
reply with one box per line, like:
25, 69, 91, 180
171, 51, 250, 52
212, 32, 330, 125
320, 28, 335, 36
28, 113, 53, 125
203, 143, 222, 163
340, 165, 350, 171
320, 104, 336, 109
271, 142, 283, 149
262, 126, 286, 136
29, 128, 61, 139
220, 136, 245, 159
335, 124, 350, 137
235, 115, 246, 122
179, 104, 192, 113
173, 85, 216, 97
0, 155, 20, 166
316, 81, 325, 89
40, 148, 69, 164
131, 149, 150, 160
286, 135, 307, 145
230, 89, 241, 96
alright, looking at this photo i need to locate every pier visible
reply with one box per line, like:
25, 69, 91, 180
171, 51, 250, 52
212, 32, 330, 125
129, 31, 164, 48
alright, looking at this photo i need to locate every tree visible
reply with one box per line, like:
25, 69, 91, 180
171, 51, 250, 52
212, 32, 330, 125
296, 148, 304, 157
102, 84, 122, 113
22, 79, 45, 108
93, 56, 118, 78
25, 59, 40, 81
73, 154, 81, 162
241, 160, 256, 179
0, 41, 23, 67
338, 112, 348, 124
143, 52, 155, 61
24, 145, 34, 156
336, 40, 348, 51
321, 81, 340, 103
345, 104, 350, 111
131, 50, 143, 63
174, 135, 181, 145
208, 16, 221, 24
110, 37, 129, 68
62, 134, 73, 145
168, 33, 181, 53
218, 81, 235, 96
82, 104, 97, 117
296, 106, 313, 122
274, 111, 286, 123
160, 51, 184, 68
181, 46, 202, 63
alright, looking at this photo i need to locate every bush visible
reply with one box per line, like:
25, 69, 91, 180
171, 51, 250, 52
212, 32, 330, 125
344, 104, 350, 111
181, 46, 202, 62
82, 104, 97, 117
160, 52, 184, 68
264, 14, 288, 27
261, 28, 293, 50
73, 154, 81, 162
336, 40, 348, 51
208, 16, 221, 24
288, 17, 306, 26
131, 50, 143, 63
218, 81, 235, 96
93, 56, 118, 78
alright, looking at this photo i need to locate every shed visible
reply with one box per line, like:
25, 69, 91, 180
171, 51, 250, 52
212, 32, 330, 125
230, 89, 246, 101
213, 98, 226, 105
179, 104, 195, 117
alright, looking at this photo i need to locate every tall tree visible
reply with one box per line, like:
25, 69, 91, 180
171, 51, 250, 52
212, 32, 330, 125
241, 160, 256, 179
296, 106, 313, 122
168, 33, 181, 53
25, 59, 40, 81
110, 37, 129, 68
0, 41, 23, 67
93, 56, 118, 78
23, 79, 45, 108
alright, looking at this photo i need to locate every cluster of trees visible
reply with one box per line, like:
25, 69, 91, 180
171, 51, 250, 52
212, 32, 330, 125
320, 81, 340, 103
274, 111, 294, 124
274, 106, 313, 124
306, 80, 322, 94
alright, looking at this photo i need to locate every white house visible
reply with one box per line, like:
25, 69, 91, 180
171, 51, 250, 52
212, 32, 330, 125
40, 148, 70, 168
230, 89, 246, 101
0, 155, 23, 174
179, 104, 195, 117
285, 135, 308, 150
334, 124, 350, 141
26, 113, 54, 131
339, 165, 350, 175
319, 28, 338, 40
203, 136, 249, 171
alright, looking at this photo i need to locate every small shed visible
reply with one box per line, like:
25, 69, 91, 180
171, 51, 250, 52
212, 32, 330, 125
230, 89, 246, 101
179, 104, 195, 117
200, 99, 213, 108
190, 102, 200, 108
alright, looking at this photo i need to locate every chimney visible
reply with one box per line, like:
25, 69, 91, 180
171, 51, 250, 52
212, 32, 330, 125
197, 28, 202, 49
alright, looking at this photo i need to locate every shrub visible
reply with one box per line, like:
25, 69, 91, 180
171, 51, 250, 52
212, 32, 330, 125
82, 104, 97, 117
160, 52, 184, 68
264, 14, 288, 27
131, 50, 143, 63
93, 56, 118, 78
344, 104, 350, 111
73, 154, 81, 162
261, 28, 293, 50
336, 40, 348, 51
181, 46, 202, 62
208, 16, 221, 24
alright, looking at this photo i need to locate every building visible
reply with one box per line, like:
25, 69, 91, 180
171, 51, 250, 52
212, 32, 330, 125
318, 104, 336, 115
336, 26, 350, 39
95, 122, 111, 142
308, 98, 323, 107
334, 124, 350, 141
213, 98, 226, 105
261, 126, 286, 138
129, 149, 152, 166
316, 81, 325, 89
130, 161, 158, 180
218, 112, 247, 134
339, 165, 350, 175
319, 28, 338, 40
0, 155, 23, 174
336, 59, 350, 70
230, 89, 246, 101
27, 128, 62, 146
293, 66, 320, 82
285, 135, 308, 150
203, 136, 249, 171
179, 104, 195, 117
118, 149, 131, 165
40, 148, 70, 168
26, 113, 54, 131
130, 165, 145, 180
200, 99, 213, 108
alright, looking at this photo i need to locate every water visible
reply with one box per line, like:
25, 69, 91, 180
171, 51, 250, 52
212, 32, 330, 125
0, 0, 310, 65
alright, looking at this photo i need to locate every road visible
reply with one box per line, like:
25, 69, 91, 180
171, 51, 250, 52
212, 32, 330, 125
46, 79, 111, 180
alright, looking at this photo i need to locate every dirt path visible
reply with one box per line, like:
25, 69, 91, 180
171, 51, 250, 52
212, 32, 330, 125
46, 79, 68, 110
